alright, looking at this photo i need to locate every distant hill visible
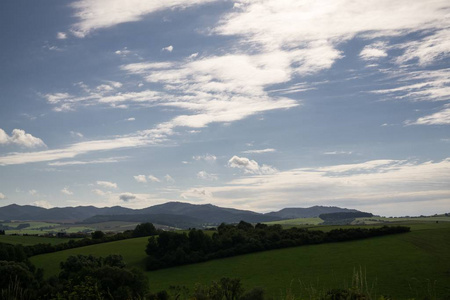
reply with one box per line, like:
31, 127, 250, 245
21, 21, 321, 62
83, 213, 205, 229
265, 206, 360, 219
0, 204, 133, 222
0, 202, 363, 228
138, 202, 280, 224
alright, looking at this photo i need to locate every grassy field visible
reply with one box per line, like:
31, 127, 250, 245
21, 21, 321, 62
0, 235, 80, 246
265, 217, 323, 226
30, 222, 450, 299
31, 236, 149, 276
1, 220, 142, 235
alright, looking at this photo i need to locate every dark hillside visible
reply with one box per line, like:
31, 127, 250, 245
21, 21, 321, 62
266, 206, 360, 219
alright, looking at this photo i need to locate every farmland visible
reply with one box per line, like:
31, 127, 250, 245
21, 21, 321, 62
0, 234, 80, 246
30, 221, 450, 299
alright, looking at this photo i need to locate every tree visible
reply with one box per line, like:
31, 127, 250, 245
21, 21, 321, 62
133, 222, 157, 237
91, 230, 105, 239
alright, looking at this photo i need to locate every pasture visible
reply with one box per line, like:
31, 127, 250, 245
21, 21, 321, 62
30, 222, 450, 299
0, 235, 80, 246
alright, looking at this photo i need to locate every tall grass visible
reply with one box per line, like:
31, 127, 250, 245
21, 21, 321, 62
0, 276, 30, 300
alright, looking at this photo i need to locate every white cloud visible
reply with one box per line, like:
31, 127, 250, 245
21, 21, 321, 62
126, 117, 136, 121
193, 154, 217, 162
206, 158, 450, 216
189, 53, 199, 59
0, 127, 170, 166
134, 175, 147, 183
32, 200, 53, 209
180, 188, 213, 201
0, 129, 46, 148
0, 193, 5, 199
148, 175, 161, 183
121, 53, 298, 128
49, 156, 127, 166
164, 174, 175, 183
56, 32, 67, 39
96, 181, 117, 189
61, 187, 74, 195
29, 189, 38, 196
407, 105, 450, 125
228, 155, 277, 175
92, 189, 108, 196
70, 0, 218, 37
242, 148, 276, 154
214, 0, 449, 71
396, 29, 450, 66
119, 193, 136, 202
371, 69, 450, 102
162, 45, 173, 52
115, 47, 131, 56
360, 42, 388, 60
70, 131, 84, 138
197, 171, 218, 181
323, 151, 353, 155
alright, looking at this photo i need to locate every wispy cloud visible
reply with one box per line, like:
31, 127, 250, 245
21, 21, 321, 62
148, 175, 161, 183
193, 154, 217, 162
406, 104, 450, 125
56, 32, 67, 39
197, 171, 218, 181
360, 42, 388, 60
162, 45, 173, 52
96, 181, 117, 189
242, 148, 276, 154
61, 187, 73, 195
70, 0, 218, 37
204, 158, 450, 215
134, 175, 147, 183
0, 127, 170, 166
48, 156, 128, 166
371, 69, 450, 102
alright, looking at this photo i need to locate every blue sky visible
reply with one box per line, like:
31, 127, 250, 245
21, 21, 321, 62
0, 0, 449, 216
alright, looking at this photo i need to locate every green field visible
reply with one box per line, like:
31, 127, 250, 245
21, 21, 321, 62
0, 235, 80, 246
30, 222, 450, 299
1, 220, 142, 235
31, 236, 149, 276
265, 217, 323, 226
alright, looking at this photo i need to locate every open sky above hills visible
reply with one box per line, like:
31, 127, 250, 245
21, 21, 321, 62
0, 0, 449, 216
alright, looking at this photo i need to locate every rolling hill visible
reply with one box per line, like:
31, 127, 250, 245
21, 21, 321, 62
0, 202, 363, 228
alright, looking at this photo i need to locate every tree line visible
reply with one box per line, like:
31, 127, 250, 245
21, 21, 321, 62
145, 222, 410, 270
10, 222, 160, 257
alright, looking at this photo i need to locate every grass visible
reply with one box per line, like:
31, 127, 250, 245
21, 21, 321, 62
30, 222, 450, 299
30, 236, 149, 277
0, 235, 80, 246
264, 218, 323, 226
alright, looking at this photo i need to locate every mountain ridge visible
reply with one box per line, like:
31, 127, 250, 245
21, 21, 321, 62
0, 202, 363, 226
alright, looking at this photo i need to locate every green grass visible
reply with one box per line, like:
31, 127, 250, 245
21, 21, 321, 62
31, 236, 149, 277
0, 235, 80, 246
264, 217, 323, 226
30, 222, 450, 299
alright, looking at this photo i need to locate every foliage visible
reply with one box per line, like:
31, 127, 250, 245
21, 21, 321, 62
319, 212, 373, 225
145, 222, 410, 270
91, 230, 105, 239
23, 222, 158, 257
133, 222, 158, 237
0, 242, 28, 262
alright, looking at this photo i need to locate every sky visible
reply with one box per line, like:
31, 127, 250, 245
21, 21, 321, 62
0, 0, 449, 216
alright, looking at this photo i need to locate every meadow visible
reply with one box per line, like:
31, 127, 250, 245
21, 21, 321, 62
1, 220, 140, 235
30, 221, 450, 299
0, 234, 80, 246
